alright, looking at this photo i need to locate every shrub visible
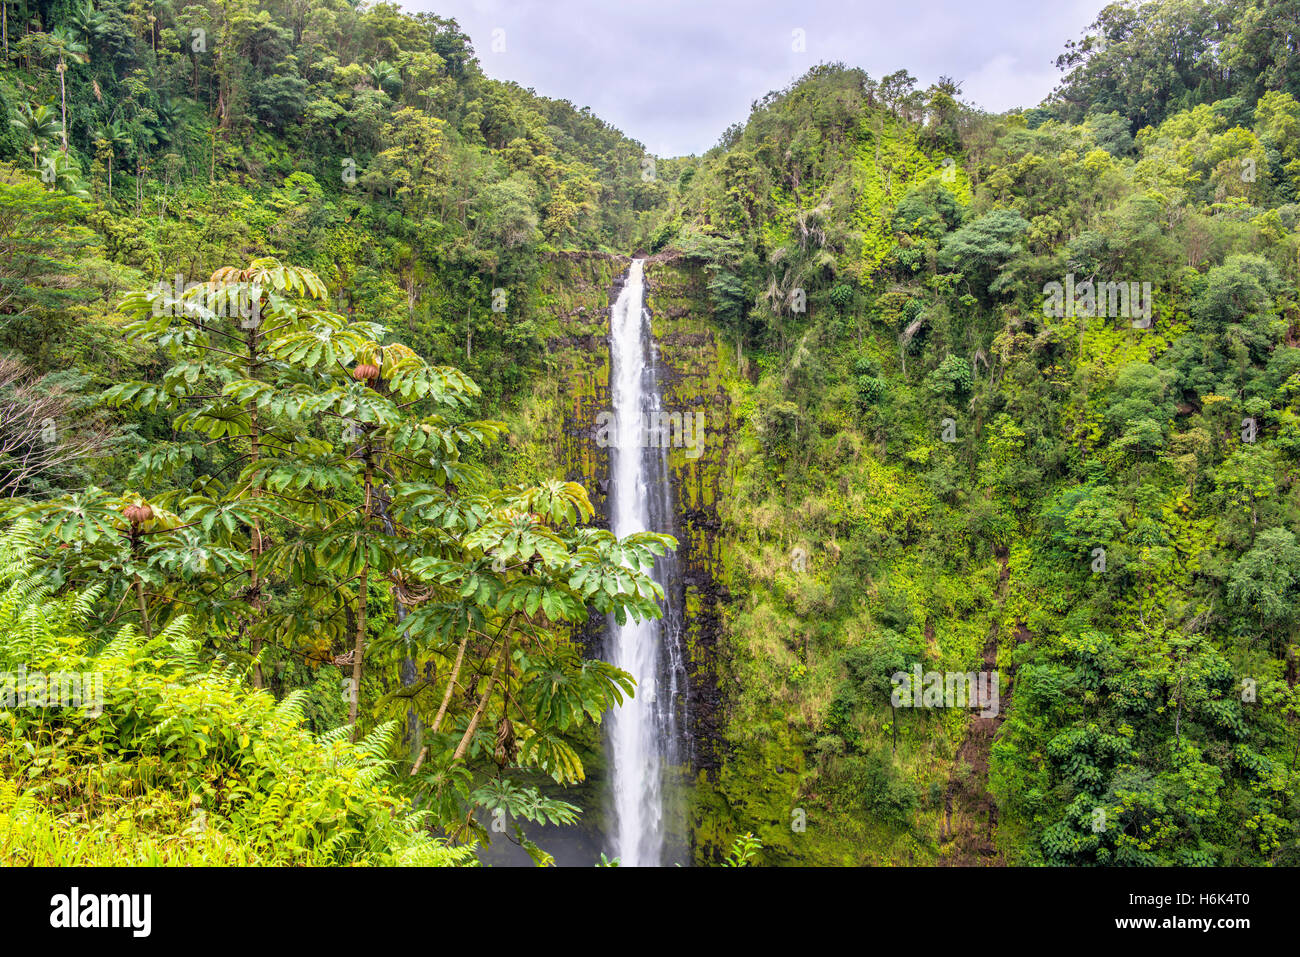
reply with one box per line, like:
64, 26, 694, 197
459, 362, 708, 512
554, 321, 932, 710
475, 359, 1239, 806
0, 522, 472, 866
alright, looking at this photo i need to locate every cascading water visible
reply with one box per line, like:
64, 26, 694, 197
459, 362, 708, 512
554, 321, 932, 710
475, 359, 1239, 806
605, 258, 689, 867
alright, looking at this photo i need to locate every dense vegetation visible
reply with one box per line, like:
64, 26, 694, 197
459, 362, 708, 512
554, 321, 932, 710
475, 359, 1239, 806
3, 0, 1299, 865
668, 1, 1300, 864
0, 0, 667, 401
0, 0, 683, 865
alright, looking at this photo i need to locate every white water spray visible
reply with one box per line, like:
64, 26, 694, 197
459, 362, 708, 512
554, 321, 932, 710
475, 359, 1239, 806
605, 259, 686, 866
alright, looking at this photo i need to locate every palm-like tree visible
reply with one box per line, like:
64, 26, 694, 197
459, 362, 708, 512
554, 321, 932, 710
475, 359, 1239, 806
368, 60, 400, 95
67, 0, 103, 47
140, 92, 177, 147
40, 27, 89, 153
93, 117, 129, 195
10, 101, 60, 169
39, 151, 89, 197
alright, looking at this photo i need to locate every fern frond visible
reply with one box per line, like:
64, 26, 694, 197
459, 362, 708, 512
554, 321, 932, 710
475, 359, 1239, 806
355, 721, 399, 761
316, 724, 353, 747
273, 690, 308, 728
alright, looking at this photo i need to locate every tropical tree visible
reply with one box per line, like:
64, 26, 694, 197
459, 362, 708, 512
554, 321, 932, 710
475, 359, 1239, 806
368, 59, 400, 96
9, 102, 59, 169
38, 151, 88, 196
0, 0, 32, 58
0, 165, 97, 327
66, 0, 102, 48
25, 258, 675, 850
92, 118, 130, 196
37, 27, 89, 153
1228, 526, 1300, 650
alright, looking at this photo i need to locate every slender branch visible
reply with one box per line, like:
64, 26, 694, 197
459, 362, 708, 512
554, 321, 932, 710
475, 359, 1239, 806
428, 631, 471, 736
452, 646, 507, 764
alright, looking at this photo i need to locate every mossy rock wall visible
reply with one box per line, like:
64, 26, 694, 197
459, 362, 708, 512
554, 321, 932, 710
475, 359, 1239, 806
538, 251, 629, 525
643, 257, 734, 777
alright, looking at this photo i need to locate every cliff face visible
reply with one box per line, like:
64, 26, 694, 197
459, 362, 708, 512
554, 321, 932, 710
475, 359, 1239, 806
539, 251, 629, 527
643, 257, 733, 777
532, 251, 738, 860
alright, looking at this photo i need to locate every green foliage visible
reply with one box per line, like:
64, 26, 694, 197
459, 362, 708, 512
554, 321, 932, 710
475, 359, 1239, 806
0, 521, 468, 865
678, 12, 1300, 866
0, 164, 99, 333
722, 832, 762, 867
1051, 0, 1300, 130
927, 354, 972, 397
938, 209, 1029, 299
7, 0, 1300, 871
18, 255, 675, 859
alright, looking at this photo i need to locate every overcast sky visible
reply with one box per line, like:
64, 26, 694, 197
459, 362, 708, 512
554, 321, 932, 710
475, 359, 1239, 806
403, 0, 1106, 156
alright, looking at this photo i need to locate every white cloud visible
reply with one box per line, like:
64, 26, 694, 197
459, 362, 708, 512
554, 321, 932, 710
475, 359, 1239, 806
962, 53, 1061, 114
404, 0, 1109, 155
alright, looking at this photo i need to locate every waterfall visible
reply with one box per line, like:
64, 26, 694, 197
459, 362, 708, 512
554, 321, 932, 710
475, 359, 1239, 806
605, 258, 688, 867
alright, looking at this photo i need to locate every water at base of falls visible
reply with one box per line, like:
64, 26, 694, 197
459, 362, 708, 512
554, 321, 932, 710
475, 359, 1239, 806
604, 258, 688, 867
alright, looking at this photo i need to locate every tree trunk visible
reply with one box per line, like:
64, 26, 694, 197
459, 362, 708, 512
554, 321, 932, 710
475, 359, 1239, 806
349, 553, 368, 732
134, 574, 152, 638
125, 520, 153, 642
453, 649, 506, 763
429, 631, 470, 734
247, 325, 265, 689
349, 456, 374, 733
58, 58, 67, 153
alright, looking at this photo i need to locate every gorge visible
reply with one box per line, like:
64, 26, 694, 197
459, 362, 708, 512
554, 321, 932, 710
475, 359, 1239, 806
5, 0, 1300, 872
